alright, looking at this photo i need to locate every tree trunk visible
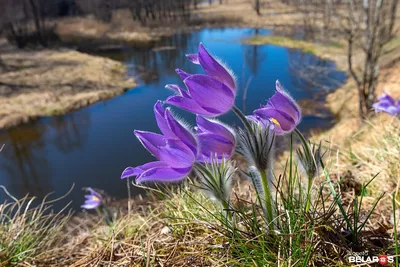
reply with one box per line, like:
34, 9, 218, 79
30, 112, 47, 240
27, 0, 47, 47
255, 0, 261, 16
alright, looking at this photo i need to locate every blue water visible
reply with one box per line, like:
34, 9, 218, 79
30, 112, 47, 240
0, 28, 346, 210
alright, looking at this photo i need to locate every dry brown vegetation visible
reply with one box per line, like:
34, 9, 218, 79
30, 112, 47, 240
0, 49, 135, 129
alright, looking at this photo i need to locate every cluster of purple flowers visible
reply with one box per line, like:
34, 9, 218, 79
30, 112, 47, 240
81, 42, 396, 233
120, 43, 301, 185
81, 43, 302, 212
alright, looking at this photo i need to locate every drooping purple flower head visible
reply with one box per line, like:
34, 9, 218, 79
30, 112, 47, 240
81, 188, 102, 209
372, 93, 400, 116
121, 101, 198, 183
196, 116, 236, 162
165, 43, 236, 117
249, 80, 301, 135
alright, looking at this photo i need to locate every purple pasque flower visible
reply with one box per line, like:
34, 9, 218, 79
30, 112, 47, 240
372, 93, 400, 116
165, 43, 236, 117
81, 188, 102, 209
196, 116, 236, 162
249, 80, 301, 135
121, 101, 197, 183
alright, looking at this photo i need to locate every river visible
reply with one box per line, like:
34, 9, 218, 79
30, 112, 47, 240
0, 28, 346, 210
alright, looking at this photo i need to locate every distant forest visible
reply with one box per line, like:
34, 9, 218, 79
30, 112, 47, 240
0, 0, 202, 48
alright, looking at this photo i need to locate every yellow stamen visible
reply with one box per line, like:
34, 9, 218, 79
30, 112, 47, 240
92, 196, 100, 201
271, 118, 281, 126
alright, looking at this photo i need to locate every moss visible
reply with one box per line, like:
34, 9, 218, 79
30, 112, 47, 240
45, 107, 63, 116
303, 48, 317, 55
386, 37, 400, 49
329, 41, 345, 48
244, 35, 337, 56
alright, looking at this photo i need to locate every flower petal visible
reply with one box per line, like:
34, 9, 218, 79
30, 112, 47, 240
254, 107, 296, 134
176, 68, 191, 80
81, 201, 100, 209
154, 101, 174, 138
86, 188, 102, 200
196, 116, 235, 144
136, 165, 192, 183
165, 84, 190, 98
197, 132, 235, 161
266, 80, 301, 123
184, 74, 234, 115
134, 131, 166, 159
158, 139, 195, 168
372, 101, 400, 115
164, 109, 197, 154
246, 115, 273, 128
165, 95, 218, 116
186, 53, 200, 64
377, 93, 396, 105
198, 43, 236, 91
121, 161, 168, 179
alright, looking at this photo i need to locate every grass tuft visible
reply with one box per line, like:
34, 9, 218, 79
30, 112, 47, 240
0, 186, 72, 266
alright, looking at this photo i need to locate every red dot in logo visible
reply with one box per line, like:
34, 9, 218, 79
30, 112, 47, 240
378, 255, 388, 265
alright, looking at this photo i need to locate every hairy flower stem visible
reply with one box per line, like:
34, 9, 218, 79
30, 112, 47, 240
305, 176, 313, 212
222, 200, 232, 223
232, 106, 254, 135
294, 128, 317, 212
260, 170, 274, 232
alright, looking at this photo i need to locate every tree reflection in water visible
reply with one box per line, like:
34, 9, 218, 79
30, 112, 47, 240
0, 112, 90, 202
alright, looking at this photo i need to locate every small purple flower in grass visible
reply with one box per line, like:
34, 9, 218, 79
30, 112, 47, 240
249, 80, 301, 135
372, 93, 400, 116
165, 43, 236, 117
81, 188, 102, 209
121, 101, 198, 183
196, 116, 236, 162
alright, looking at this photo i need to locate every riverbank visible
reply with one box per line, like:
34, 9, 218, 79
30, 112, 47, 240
53, 0, 302, 50
0, 47, 135, 129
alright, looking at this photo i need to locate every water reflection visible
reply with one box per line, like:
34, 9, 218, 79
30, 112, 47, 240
50, 115, 89, 153
0, 125, 49, 199
287, 50, 340, 101
0, 112, 90, 205
0, 28, 346, 210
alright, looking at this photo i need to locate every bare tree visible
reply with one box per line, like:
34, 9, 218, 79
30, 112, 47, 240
124, 0, 193, 25
287, 0, 398, 118
345, 0, 398, 118
254, 0, 261, 16
192, 0, 199, 9
0, 0, 58, 48
76, 0, 116, 22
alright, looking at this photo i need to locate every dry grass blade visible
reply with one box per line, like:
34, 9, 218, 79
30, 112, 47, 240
0, 185, 73, 266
